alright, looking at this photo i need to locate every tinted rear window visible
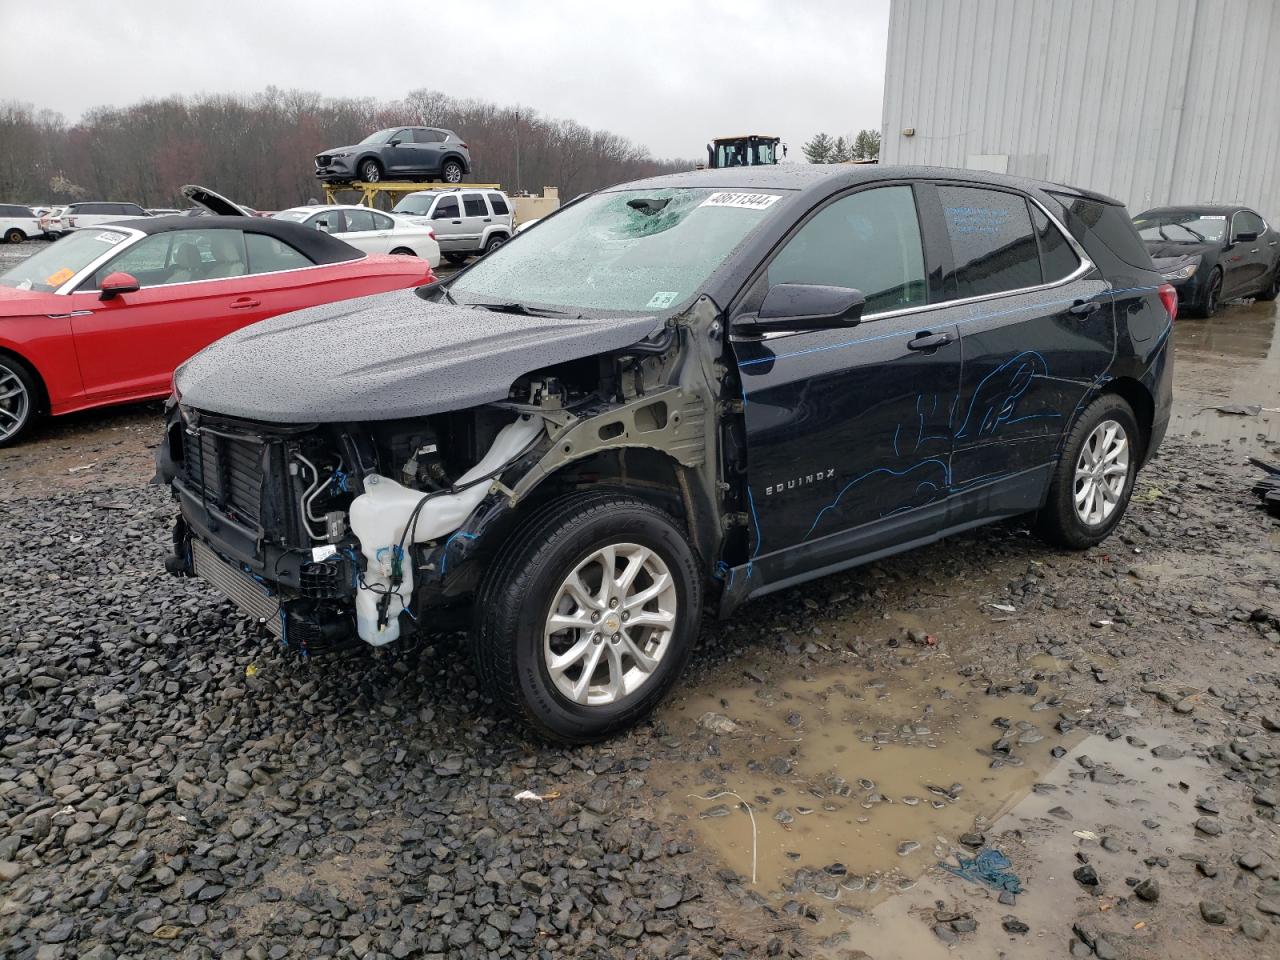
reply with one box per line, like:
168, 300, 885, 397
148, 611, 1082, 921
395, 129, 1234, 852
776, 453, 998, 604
487, 193, 510, 215
938, 186, 1041, 298
1049, 193, 1153, 270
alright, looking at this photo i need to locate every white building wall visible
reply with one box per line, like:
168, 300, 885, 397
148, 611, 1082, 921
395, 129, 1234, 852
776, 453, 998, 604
881, 0, 1280, 217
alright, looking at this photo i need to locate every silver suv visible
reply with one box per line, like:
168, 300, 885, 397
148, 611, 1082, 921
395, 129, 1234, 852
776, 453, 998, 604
392, 188, 515, 264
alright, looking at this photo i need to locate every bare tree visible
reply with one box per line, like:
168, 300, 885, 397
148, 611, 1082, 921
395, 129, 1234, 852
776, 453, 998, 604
0, 89, 693, 208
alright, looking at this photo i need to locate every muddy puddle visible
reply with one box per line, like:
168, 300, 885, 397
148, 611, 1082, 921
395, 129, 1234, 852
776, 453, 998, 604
654, 657, 1084, 932
1170, 297, 1280, 453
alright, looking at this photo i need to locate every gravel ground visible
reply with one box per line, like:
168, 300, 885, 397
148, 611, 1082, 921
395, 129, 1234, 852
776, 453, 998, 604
1, 237, 1278, 957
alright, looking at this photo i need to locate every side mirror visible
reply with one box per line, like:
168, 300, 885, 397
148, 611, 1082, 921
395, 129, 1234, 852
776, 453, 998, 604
388, 139, 402, 147
736, 283, 865, 333
1234, 230, 1259, 243
99, 272, 140, 301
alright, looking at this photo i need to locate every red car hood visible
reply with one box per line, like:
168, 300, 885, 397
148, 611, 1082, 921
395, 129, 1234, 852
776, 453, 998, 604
0, 285, 62, 317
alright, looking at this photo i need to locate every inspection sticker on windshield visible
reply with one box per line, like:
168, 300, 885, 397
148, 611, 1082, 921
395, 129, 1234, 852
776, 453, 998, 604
93, 231, 127, 244
1202, 215, 1226, 220
646, 291, 680, 309
700, 192, 780, 210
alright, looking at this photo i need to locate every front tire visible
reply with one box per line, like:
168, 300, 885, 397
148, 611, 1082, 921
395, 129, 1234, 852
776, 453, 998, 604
441, 160, 464, 184
443, 252, 468, 266
1034, 395, 1139, 549
4, 228, 24, 244
0, 355, 40, 447
1190, 268, 1222, 318
358, 159, 382, 183
474, 493, 702, 743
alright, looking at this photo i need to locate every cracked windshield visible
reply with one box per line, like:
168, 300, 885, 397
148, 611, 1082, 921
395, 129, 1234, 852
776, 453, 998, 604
450, 188, 781, 313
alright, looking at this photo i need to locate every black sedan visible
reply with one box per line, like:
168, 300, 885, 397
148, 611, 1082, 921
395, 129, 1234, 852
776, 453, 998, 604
1133, 204, 1280, 317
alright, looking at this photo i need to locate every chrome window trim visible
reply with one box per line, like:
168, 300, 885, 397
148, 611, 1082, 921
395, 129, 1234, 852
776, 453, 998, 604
737, 186, 1096, 344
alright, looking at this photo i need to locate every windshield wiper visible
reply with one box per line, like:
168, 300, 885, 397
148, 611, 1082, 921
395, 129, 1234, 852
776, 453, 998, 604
1171, 223, 1206, 242
467, 300, 584, 319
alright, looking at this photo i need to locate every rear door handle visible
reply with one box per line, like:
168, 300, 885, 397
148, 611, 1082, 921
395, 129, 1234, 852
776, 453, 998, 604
230, 297, 261, 309
1069, 299, 1101, 318
906, 331, 953, 351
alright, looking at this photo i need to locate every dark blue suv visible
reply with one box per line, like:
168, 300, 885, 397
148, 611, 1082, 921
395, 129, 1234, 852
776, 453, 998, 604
164, 164, 1174, 742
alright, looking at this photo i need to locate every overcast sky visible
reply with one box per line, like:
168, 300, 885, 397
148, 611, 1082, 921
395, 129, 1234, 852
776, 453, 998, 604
0, 0, 889, 159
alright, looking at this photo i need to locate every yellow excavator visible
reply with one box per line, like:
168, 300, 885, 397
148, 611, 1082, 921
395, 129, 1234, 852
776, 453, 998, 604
704, 135, 786, 169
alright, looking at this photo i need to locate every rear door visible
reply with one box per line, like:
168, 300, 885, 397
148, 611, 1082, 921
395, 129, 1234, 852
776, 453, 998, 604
934, 183, 1111, 508
431, 194, 464, 250
1227, 210, 1269, 294
487, 192, 514, 231
412, 128, 448, 176
459, 192, 490, 249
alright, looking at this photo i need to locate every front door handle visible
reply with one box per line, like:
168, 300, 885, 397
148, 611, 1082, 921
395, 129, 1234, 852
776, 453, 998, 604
230, 297, 261, 309
1069, 299, 1101, 318
482, 217, 492, 222
907, 331, 953, 351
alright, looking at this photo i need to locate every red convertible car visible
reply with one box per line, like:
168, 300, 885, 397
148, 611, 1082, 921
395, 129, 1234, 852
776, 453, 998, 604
0, 215, 434, 445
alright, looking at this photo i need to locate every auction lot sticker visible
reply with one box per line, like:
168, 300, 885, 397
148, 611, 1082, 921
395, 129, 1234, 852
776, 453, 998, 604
700, 192, 780, 210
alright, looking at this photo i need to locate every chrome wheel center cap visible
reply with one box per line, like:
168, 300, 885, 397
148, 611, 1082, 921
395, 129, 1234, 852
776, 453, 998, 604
603, 613, 621, 633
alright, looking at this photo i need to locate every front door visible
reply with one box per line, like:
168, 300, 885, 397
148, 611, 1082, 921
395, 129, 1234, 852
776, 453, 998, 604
1226, 210, 1269, 295
431, 194, 464, 251
336, 208, 387, 254
932, 184, 1113, 494
67, 228, 280, 400
731, 183, 962, 585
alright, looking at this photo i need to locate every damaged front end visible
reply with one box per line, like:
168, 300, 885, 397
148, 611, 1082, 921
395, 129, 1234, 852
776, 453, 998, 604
159, 295, 739, 655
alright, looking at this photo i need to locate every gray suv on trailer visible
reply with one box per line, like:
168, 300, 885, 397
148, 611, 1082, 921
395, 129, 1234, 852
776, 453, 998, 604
314, 127, 472, 184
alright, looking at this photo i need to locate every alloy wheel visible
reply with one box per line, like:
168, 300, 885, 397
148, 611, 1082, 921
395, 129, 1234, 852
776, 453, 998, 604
361, 162, 380, 183
443, 163, 462, 183
0, 361, 31, 443
1073, 419, 1129, 526
543, 543, 677, 706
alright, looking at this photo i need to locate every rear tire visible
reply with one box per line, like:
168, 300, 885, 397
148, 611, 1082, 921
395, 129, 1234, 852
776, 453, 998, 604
441, 160, 464, 184
474, 492, 702, 744
4, 228, 24, 244
483, 234, 507, 255
358, 159, 382, 183
389, 247, 416, 257
1034, 394, 1139, 549
0, 354, 41, 448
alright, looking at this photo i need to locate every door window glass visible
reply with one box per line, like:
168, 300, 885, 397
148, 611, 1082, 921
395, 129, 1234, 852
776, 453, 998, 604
371, 212, 394, 230
1030, 205, 1080, 283
938, 186, 1042, 298
1234, 211, 1264, 238
414, 129, 444, 143
85, 228, 247, 288
245, 233, 312, 272
487, 193, 510, 215
463, 194, 488, 217
343, 209, 377, 232
308, 210, 345, 233
434, 196, 460, 219
766, 185, 926, 315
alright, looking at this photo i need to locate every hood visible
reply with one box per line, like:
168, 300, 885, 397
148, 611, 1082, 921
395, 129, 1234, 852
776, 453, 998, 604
1142, 238, 1217, 260
318, 144, 361, 156
1151, 253, 1201, 272
175, 288, 665, 422
181, 184, 253, 217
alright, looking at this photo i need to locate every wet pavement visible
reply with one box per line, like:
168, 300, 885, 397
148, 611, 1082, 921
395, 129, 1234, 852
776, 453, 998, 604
1169, 295, 1280, 453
